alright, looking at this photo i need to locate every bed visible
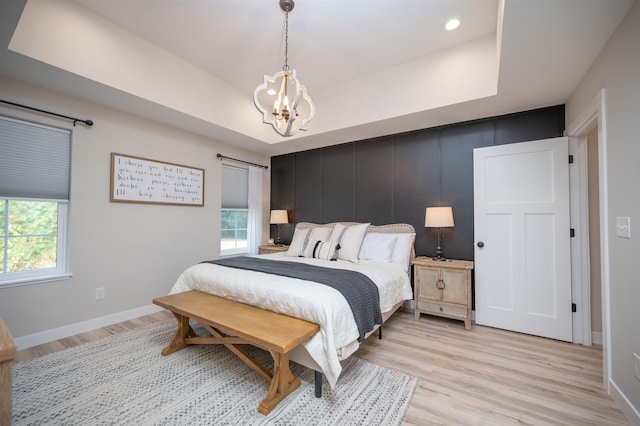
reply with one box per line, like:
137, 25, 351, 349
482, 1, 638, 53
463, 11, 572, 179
166, 221, 415, 392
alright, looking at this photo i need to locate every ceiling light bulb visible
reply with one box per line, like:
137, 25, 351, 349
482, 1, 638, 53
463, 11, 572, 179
445, 19, 460, 31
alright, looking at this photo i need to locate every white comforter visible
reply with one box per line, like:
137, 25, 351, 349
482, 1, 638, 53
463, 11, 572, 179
169, 252, 412, 387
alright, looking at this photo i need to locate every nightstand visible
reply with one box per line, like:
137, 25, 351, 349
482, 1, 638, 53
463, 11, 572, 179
258, 245, 289, 255
412, 257, 474, 330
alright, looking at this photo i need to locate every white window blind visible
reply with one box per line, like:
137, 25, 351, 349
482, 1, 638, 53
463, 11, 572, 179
0, 116, 71, 201
221, 165, 248, 208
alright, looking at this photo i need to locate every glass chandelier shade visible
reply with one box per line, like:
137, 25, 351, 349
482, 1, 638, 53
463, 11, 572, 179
253, 0, 315, 137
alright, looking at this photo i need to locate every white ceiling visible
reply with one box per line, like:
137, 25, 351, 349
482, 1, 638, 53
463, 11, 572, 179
0, 0, 634, 156
75, 0, 499, 95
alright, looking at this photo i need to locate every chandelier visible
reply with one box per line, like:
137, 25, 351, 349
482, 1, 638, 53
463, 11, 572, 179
253, 0, 315, 137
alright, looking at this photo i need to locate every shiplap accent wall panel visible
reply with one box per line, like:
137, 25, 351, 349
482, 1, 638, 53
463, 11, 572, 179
322, 143, 355, 223
356, 136, 395, 225
294, 150, 323, 224
393, 129, 440, 256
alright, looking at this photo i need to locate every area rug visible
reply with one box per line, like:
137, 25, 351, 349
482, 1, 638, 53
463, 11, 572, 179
12, 320, 417, 425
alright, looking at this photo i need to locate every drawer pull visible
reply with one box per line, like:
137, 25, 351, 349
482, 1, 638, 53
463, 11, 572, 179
439, 307, 443, 312
436, 279, 445, 289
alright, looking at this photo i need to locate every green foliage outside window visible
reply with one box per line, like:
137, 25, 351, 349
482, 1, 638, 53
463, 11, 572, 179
1, 200, 58, 273
221, 209, 248, 251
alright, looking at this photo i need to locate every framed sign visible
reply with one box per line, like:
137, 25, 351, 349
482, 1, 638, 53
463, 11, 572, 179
110, 153, 204, 206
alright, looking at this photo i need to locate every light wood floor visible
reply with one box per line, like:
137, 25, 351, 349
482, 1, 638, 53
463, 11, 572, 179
15, 309, 629, 425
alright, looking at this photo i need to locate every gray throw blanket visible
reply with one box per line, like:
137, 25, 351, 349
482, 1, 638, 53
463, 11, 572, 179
202, 257, 382, 342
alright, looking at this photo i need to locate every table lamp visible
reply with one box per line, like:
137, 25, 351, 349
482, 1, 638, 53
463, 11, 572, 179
270, 210, 289, 246
425, 206, 454, 261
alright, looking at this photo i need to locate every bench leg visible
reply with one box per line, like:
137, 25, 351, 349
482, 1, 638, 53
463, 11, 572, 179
161, 313, 197, 356
258, 351, 300, 415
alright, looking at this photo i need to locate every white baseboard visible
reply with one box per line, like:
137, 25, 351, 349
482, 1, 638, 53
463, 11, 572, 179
610, 379, 640, 425
15, 304, 164, 351
592, 331, 603, 345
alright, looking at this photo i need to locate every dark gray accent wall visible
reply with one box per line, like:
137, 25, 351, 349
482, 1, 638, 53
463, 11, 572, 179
270, 105, 565, 261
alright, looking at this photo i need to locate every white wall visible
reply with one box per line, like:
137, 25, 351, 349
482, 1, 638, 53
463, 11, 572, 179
0, 75, 270, 340
567, 0, 640, 419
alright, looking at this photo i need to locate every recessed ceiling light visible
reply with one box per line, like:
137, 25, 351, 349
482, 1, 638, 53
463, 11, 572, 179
444, 18, 460, 31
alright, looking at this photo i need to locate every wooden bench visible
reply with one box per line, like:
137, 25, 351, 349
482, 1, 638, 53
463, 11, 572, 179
153, 290, 320, 415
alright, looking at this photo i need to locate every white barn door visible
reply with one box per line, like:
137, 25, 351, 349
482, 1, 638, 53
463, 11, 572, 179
473, 137, 572, 342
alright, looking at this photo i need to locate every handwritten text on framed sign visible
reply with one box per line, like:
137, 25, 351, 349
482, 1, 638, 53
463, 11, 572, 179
110, 153, 204, 206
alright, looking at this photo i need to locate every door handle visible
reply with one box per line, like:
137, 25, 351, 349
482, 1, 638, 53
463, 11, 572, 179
477, 241, 485, 248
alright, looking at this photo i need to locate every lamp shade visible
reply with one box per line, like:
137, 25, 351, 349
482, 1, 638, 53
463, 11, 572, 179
425, 207, 454, 228
270, 210, 289, 224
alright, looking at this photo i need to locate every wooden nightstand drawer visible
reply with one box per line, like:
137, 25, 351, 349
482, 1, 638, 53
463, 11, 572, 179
417, 300, 467, 318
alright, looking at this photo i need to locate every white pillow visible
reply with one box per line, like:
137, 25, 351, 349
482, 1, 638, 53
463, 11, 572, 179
302, 239, 338, 260
389, 233, 416, 273
331, 223, 370, 263
303, 224, 344, 260
286, 226, 333, 257
358, 233, 398, 263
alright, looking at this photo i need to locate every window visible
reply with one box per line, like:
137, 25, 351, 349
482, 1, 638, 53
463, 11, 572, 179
220, 209, 248, 252
220, 165, 248, 254
0, 116, 71, 286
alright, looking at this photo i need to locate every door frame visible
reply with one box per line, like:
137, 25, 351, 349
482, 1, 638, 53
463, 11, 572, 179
566, 88, 610, 391
569, 136, 591, 346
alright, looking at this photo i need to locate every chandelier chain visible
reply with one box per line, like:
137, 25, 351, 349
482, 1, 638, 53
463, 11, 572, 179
283, 10, 289, 71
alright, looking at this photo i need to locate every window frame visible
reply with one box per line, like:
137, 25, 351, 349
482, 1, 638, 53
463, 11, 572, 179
0, 198, 71, 287
220, 207, 249, 256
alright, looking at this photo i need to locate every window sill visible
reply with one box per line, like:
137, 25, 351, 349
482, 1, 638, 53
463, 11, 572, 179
0, 273, 73, 289
220, 249, 248, 257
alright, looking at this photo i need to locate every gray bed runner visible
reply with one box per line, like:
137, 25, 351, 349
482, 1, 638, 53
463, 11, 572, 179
202, 256, 382, 342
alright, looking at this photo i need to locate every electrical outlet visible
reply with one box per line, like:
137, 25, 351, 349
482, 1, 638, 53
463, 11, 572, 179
634, 353, 640, 381
95, 287, 105, 300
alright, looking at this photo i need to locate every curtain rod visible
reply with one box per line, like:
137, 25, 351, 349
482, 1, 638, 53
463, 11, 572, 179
217, 153, 268, 169
0, 99, 94, 127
